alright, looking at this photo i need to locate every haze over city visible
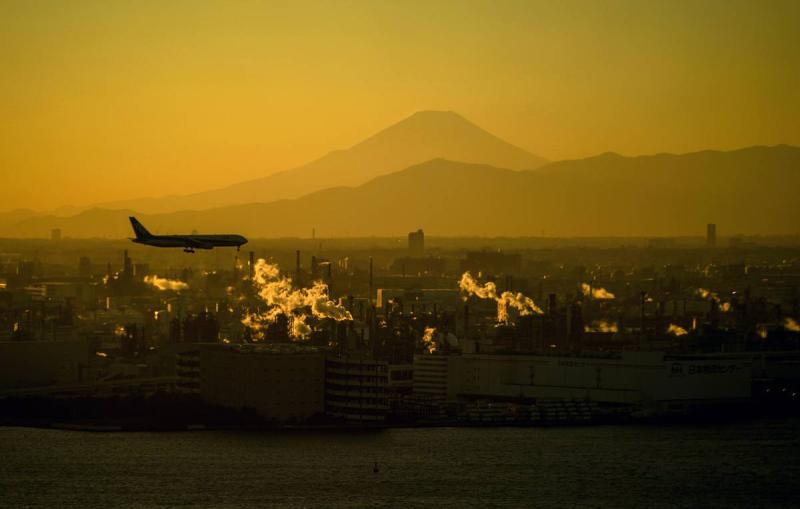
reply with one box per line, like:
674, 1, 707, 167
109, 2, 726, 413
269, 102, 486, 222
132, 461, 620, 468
2, 2, 800, 509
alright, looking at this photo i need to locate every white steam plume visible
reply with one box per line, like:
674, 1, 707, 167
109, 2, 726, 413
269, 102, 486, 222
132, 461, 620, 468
696, 288, 731, 312
581, 283, 615, 300
422, 327, 438, 353
459, 272, 543, 323
584, 320, 618, 333
667, 324, 688, 336
784, 317, 800, 332
242, 259, 352, 340
144, 275, 189, 291
459, 272, 498, 300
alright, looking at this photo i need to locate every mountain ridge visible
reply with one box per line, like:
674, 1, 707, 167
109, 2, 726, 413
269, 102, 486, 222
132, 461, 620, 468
3, 144, 798, 238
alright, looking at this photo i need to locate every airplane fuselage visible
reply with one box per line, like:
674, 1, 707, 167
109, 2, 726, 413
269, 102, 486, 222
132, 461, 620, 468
132, 234, 248, 250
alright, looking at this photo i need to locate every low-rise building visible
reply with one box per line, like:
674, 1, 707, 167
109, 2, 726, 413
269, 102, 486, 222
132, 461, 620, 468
325, 355, 388, 422
195, 343, 326, 422
446, 351, 752, 414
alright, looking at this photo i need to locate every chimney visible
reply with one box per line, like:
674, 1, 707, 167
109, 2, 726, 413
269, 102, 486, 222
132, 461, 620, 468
311, 255, 317, 279
295, 250, 301, 284
368, 256, 374, 304
463, 304, 470, 339
640, 291, 647, 332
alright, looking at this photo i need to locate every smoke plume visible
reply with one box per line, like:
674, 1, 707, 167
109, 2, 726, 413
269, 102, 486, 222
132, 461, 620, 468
581, 283, 615, 300
144, 275, 189, 291
459, 272, 543, 322
243, 259, 352, 340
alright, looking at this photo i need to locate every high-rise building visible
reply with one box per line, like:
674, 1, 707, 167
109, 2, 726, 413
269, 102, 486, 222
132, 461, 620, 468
408, 229, 424, 256
707, 223, 717, 247
122, 250, 133, 281
50, 228, 61, 241
78, 256, 91, 277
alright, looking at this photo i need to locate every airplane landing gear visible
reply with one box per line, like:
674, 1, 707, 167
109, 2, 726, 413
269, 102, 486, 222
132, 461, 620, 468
183, 248, 195, 253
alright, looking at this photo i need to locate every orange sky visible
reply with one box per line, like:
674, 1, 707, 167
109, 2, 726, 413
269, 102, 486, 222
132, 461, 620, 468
1, 1, 798, 210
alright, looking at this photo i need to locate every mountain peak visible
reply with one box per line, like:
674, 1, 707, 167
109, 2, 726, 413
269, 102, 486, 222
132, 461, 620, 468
404, 110, 467, 121
386, 110, 477, 132
89, 111, 547, 214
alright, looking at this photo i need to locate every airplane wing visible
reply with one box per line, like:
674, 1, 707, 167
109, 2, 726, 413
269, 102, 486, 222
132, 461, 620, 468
184, 238, 214, 250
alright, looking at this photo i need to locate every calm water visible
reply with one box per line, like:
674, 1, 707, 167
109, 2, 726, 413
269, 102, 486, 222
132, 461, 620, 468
1, 420, 798, 508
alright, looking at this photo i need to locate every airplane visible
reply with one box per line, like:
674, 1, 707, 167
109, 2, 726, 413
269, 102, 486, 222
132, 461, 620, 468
129, 217, 248, 253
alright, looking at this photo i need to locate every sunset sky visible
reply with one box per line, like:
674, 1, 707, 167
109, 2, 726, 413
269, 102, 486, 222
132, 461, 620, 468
2, 0, 798, 211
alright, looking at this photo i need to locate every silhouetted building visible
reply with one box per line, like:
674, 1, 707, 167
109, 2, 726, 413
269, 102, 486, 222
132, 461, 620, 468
707, 223, 717, 246
196, 344, 325, 422
50, 228, 61, 241
78, 256, 92, 277
390, 256, 446, 276
461, 251, 522, 275
408, 229, 424, 256
133, 263, 149, 278
325, 355, 388, 422
122, 250, 133, 282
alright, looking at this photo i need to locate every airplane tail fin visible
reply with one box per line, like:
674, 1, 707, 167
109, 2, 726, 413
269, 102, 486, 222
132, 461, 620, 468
129, 217, 152, 239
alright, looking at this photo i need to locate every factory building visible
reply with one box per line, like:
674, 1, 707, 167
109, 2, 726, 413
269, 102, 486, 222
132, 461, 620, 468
412, 354, 449, 403
444, 351, 752, 414
196, 344, 326, 422
376, 288, 461, 310
325, 355, 388, 422
0, 340, 89, 391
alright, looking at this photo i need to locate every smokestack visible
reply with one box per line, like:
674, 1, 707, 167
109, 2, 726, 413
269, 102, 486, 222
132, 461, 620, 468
311, 255, 317, 279
327, 262, 333, 297
368, 256, 373, 304
249, 251, 255, 280
548, 294, 557, 316
463, 304, 470, 339
640, 291, 646, 332
295, 250, 300, 284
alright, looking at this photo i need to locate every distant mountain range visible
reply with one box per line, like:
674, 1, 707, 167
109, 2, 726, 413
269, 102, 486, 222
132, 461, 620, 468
87, 110, 547, 214
3, 145, 798, 238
